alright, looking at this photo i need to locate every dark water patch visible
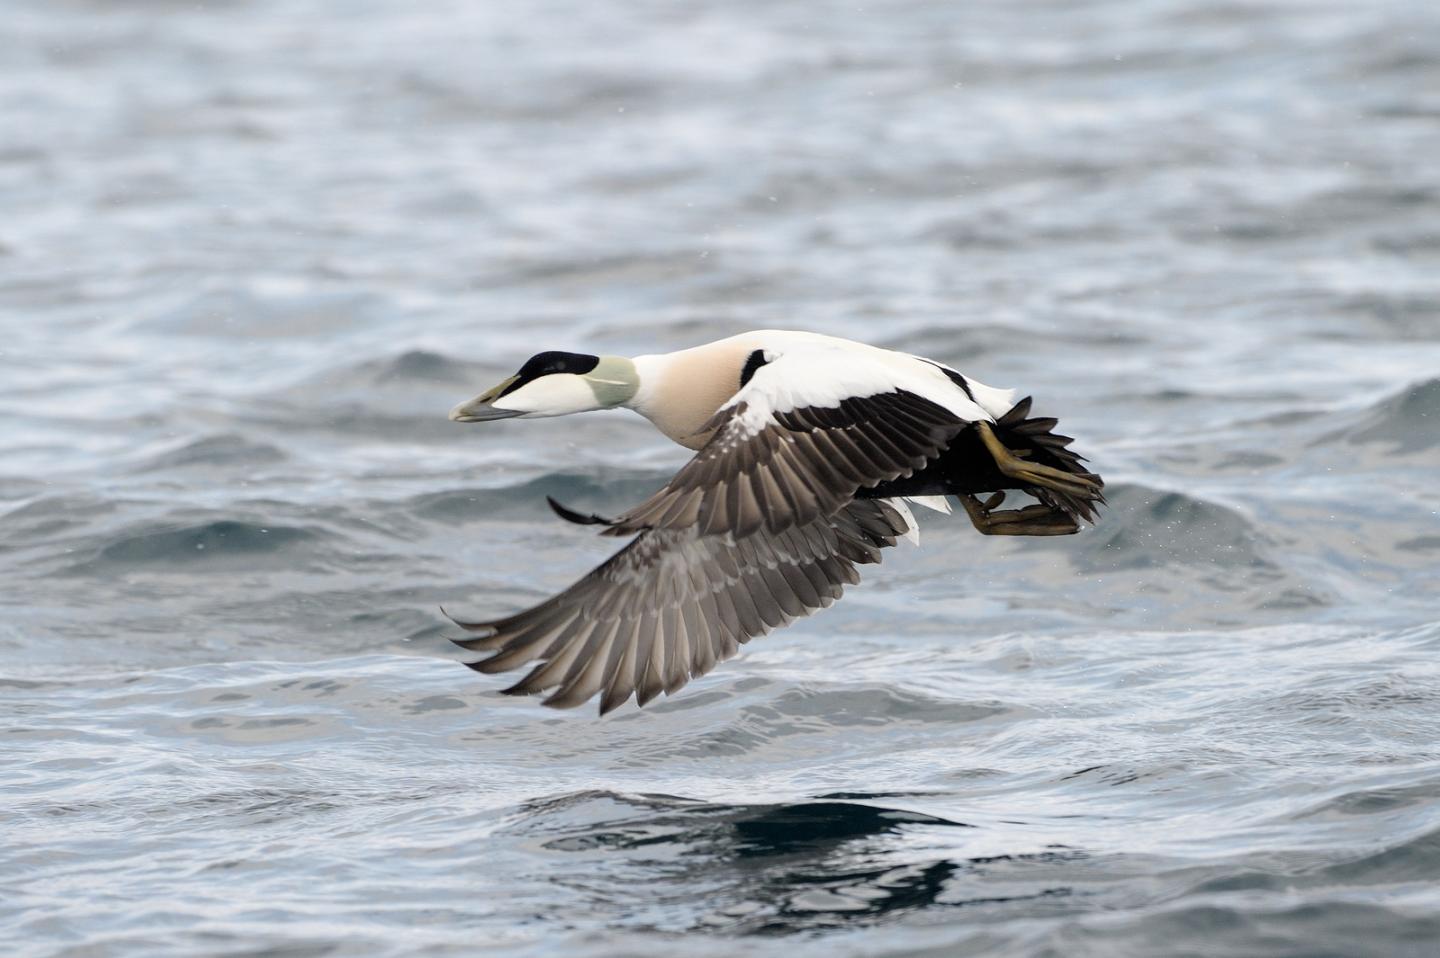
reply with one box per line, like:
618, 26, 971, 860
1317, 378, 1440, 453
0, 676, 70, 690
0, 494, 122, 548
1294, 779, 1440, 822
250, 350, 534, 443
879, 323, 1031, 362
133, 433, 287, 473
163, 785, 349, 827
1256, 671, 1440, 730
1153, 379, 1440, 479
377, 349, 473, 383
83, 519, 319, 567
245, 403, 477, 443
729, 801, 974, 855
1002, 482, 1337, 622
408, 471, 666, 525
1255, 183, 1440, 243
402, 694, 467, 715
1317, 824, 1440, 887
880, 322, 1149, 366
1209, 449, 1287, 471
484, 249, 711, 291
744, 683, 1008, 728
515, 791, 969, 853
278, 350, 492, 398
139, 287, 393, 339
1054, 763, 1181, 790
597, 682, 1020, 768
501, 790, 1088, 934
0, 475, 47, 503
1397, 534, 1440, 553
1372, 230, 1440, 256
1074, 483, 1278, 574
1152, 435, 1308, 479
1061, 899, 1440, 958
397, 64, 671, 124
1327, 293, 1440, 342
353, 349, 490, 388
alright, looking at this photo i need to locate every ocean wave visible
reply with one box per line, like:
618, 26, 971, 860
138, 287, 395, 339
407, 471, 666, 525
131, 433, 288, 473
78, 519, 324, 568
1293, 779, 1440, 824
6, 0, 1440, 953
0, 493, 121, 549
500, 789, 1083, 934
330, 349, 494, 389
1074, 483, 1276, 573
1318, 377, 1440, 453
1047, 899, 1440, 958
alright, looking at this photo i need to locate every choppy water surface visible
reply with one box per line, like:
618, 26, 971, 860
5, 1, 1440, 955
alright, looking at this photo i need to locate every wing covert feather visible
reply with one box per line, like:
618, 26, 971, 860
606, 389, 968, 539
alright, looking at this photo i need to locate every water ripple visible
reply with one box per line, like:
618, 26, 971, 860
5, 0, 1440, 955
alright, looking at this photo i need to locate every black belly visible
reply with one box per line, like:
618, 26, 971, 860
855, 398, 1102, 524
859, 425, 1011, 499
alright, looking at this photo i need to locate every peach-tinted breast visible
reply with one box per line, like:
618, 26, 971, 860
637, 336, 760, 449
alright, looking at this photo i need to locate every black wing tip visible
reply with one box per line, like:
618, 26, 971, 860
495, 680, 629, 717
546, 495, 617, 527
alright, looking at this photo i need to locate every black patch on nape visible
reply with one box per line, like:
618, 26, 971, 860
739, 349, 770, 388
502, 351, 601, 397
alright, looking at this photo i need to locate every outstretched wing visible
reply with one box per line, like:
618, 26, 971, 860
605, 347, 982, 538
450, 500, 911, 715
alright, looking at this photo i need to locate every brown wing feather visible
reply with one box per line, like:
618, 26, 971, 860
449, 500, 910, 715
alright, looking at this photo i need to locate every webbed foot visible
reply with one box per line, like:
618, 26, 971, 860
960, 492, 1080, 536
974, 421, 1104, 502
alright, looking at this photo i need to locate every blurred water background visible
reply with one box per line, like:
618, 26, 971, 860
4, 1, 1440, 955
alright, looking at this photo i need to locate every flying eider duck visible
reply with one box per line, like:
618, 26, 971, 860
446, 330, 1103, 714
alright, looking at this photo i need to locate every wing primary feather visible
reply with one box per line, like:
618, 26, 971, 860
637, 608, 673, 706
708, 581, 746, 640
452, 599, 574, 652
598, 618, 640, 715
471, 608, 586, 672
778, 558, 822, 609
546, 496, 618, 527
497, 617, 593, 694
543, 621, 621, 710
664, 606, 694, 695
727, 573, 768, 635
691, 593, 723, 677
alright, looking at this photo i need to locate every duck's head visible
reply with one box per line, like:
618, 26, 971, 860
449, 351, 639, 422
